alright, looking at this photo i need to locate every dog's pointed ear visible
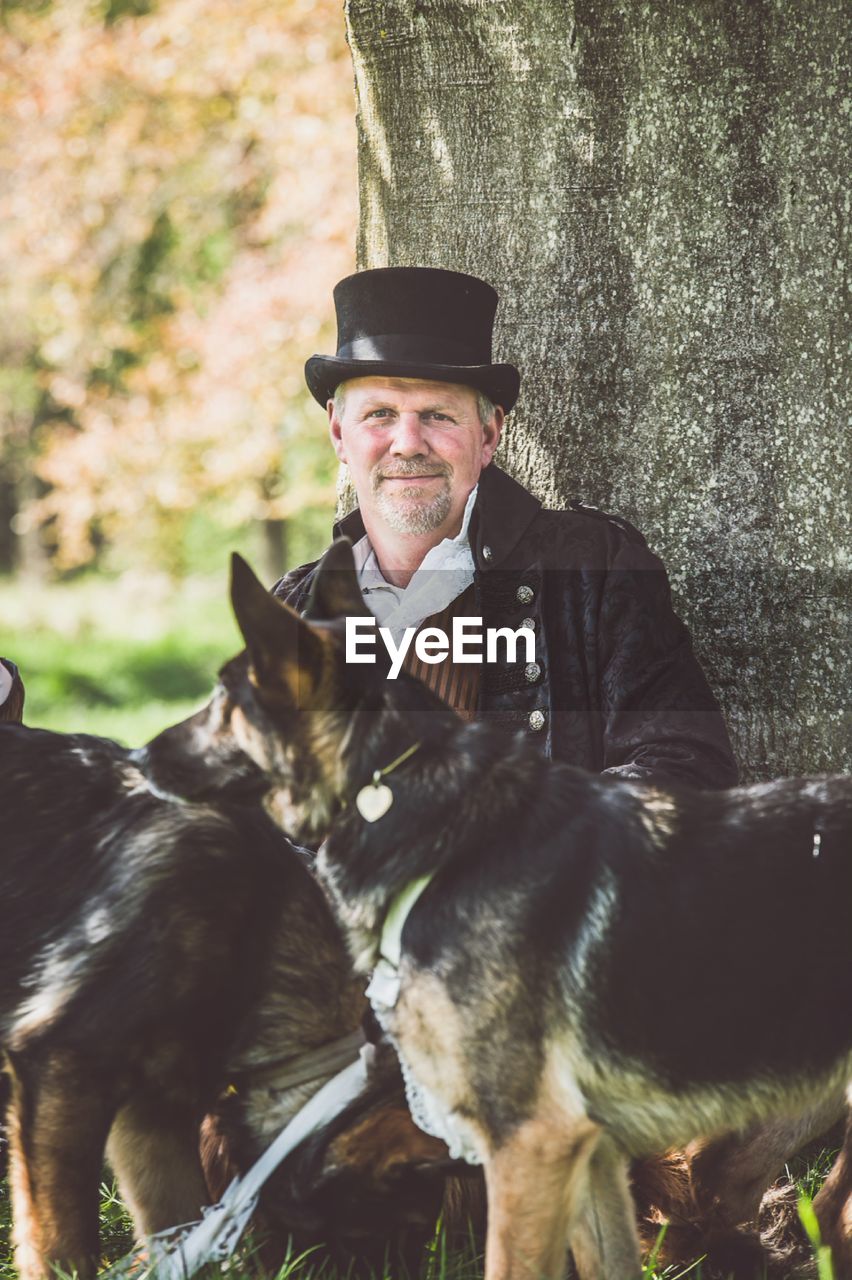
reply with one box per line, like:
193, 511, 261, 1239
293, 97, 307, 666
230, 553, 324, 699
304, 537, 372, 622
230, 552, 296, 652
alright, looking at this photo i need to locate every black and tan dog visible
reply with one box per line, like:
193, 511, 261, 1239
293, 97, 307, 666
0, 719, 457, 1279
140, 541, 852, 1280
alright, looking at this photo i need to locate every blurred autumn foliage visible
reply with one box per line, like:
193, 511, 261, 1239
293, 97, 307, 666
0, 0, 356, 578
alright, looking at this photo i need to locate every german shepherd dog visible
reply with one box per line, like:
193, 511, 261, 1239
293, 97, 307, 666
139, 541, 852, 1280
0, 720, 454, 1279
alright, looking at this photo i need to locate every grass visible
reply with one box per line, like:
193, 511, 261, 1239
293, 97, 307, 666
0, 570, 241, 744
0, 1185, 721, 1279
0, 571, 839, 1278
0, 1163, 836, 1279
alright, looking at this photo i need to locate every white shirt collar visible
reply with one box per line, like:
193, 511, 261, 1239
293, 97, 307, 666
352, 485, 478, 637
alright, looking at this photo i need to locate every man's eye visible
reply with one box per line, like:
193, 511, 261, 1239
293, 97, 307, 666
426, 412, 452, 422
367, 408, 392, 421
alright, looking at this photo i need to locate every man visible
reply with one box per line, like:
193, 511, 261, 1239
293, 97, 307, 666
274, 266, 737, 789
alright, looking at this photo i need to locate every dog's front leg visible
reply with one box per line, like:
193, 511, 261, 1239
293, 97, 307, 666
6, 1052, 111, 1280
483, 1115, 600, 1280
568, 1134, 643, 1280
813, 1108, 852, 1280
107, 1093, 210, 1238
107, 1093, 210, 1237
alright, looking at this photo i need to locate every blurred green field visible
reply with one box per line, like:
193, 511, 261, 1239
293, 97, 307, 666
0, 569, 244, 745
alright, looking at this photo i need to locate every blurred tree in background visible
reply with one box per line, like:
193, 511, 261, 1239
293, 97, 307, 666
0, 0, 355, 581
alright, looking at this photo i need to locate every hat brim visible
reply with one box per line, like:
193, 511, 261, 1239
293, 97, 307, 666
305, 356, 520, 413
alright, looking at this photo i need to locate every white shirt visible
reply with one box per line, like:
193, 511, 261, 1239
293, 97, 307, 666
352, 486, 478, 643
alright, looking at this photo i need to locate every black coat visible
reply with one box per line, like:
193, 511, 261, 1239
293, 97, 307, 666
272, 465, 738, 790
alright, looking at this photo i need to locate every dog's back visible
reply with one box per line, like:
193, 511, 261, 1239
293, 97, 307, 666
397, 758, 852, 1155
0, 724, 288, 1065
582, 775, 852, 1094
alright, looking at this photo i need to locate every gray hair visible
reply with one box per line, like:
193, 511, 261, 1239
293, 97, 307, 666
475, 391, 497, 427
331, 384, 347, 419
331, 382, 497, 427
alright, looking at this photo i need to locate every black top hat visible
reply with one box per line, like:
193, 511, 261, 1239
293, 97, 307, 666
305, 267, 520, 411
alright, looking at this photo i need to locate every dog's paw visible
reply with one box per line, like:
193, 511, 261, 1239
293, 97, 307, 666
755, 1181, 818, 1279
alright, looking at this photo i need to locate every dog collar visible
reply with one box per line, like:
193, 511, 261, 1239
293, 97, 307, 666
379, 872, 435, 969
367, 872, 436, 1019
354, 741, 422, 823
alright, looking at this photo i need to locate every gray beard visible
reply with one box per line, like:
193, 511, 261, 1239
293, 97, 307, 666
374, 481, 453, 534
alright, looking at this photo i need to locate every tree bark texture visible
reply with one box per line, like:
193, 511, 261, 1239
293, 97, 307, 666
344, 0, 849, 779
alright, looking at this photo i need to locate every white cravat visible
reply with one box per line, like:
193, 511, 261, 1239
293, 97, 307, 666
353, 486, 478, 643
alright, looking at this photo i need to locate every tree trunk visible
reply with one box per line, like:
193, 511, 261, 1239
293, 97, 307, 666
344, 0, 849, 779
0, 462, 17, 574
260, 516, 288, 588
0, 414, 50, 582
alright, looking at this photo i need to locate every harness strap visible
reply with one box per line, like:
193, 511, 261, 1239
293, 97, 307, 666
135, 1051, 369, 1279
229, 1026, 366, 1092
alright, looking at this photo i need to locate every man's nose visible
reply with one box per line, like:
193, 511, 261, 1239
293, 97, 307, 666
389, 412, 429, 456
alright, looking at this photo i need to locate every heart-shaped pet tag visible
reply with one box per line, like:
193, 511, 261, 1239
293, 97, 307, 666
355, 783, 394, 823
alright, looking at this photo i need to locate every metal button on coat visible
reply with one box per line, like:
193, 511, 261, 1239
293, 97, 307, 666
520, 617, 535, 631
529, 710, 545, 731
525, 662, 541, 683
516, 584, 534, 604
482, 545, 493, 562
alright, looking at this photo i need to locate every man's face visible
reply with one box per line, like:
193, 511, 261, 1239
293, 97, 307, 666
328, 377, 503, 542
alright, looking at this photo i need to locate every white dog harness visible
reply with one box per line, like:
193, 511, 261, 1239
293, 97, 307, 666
366, 872, 483, 1167
104, 1036, 369, 1279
